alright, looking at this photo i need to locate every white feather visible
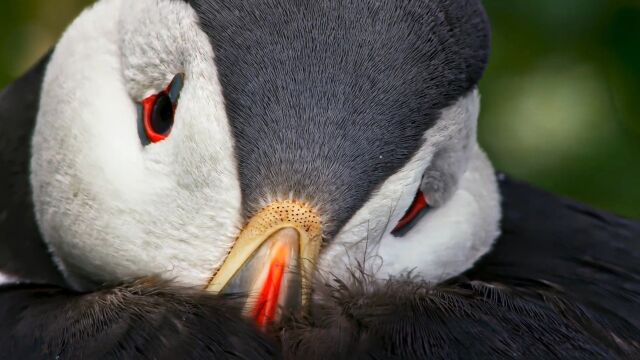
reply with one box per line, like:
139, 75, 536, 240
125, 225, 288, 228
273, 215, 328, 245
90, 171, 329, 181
31, 0, 500, 291
318, 91, 501, 284
32, 0, 242, 289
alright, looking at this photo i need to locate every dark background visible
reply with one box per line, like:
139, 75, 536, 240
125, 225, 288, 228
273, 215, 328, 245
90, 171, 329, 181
1, 0, 638, 218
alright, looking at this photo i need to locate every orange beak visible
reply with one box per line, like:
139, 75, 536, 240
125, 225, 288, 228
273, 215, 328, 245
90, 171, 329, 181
205, 200, 322, 328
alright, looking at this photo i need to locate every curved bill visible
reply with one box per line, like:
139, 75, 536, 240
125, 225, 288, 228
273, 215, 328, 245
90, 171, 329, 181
205, 200, 322, 328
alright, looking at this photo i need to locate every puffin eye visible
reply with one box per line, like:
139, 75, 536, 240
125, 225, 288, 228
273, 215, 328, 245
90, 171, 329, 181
140, 74, 184, 144
392, 190, 429, 237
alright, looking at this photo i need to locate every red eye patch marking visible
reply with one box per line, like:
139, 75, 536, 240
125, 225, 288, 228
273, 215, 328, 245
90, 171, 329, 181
140, 74, 183, 144
392, 191, 428, 235
141, 93, 170, 143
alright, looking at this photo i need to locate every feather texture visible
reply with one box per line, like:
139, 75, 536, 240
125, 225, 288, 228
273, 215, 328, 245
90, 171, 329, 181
2, 177, 638, 359
279, 177, 640, 359
0, 279, 277, 359
0, 21, 639, 360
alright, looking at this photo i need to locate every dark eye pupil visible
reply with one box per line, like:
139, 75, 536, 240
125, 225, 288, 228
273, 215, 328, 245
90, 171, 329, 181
151, 93, 174, 135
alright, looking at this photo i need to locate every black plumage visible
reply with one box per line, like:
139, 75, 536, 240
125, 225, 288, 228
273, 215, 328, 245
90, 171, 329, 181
1, 175, 639, 359
0, 52, 64, 286
0, 280, 278, 359
1, 5, 639, 359
189, 0, 490, 232
1, 59, 638, 357
279, 177, 640, 359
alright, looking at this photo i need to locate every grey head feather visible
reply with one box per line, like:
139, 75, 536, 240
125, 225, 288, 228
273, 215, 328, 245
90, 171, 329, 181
420, 114, 476, 207
188, 0, 491, 236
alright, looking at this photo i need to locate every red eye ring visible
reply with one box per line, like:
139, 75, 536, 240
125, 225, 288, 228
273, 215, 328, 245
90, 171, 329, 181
140, 74, 184, 144
392, 191, 429, 236
142, 92, 173, 143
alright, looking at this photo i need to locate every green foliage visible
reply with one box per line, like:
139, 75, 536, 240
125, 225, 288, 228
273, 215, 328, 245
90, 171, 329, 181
481, 0, 640, 218
1, 0, 638, 218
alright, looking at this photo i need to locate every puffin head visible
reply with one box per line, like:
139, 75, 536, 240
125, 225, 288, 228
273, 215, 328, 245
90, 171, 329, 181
31, 0, 499, 326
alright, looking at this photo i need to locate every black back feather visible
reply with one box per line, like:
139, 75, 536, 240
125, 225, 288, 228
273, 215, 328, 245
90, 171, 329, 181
0, 52, 64, 286
277, 177, 640, 359
0, 279, 278, 359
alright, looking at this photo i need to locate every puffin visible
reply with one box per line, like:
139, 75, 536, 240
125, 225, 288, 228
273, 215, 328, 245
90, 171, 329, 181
1, 0, 639, 358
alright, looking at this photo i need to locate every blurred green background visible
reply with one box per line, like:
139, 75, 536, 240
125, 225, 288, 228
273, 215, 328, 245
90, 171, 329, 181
1, 0, 639, 218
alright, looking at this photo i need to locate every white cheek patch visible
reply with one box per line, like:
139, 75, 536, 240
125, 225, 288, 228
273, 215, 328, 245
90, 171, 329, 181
318, 90, 501, 283
376, 145, 500, 282
32, 0, 243, 289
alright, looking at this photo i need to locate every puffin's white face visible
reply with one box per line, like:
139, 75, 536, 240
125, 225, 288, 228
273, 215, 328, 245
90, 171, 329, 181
31, 0, 499, 320
33, 0, 242, 289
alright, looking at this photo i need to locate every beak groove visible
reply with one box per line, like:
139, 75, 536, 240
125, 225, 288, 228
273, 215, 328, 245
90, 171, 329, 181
205, 199, 322, 326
